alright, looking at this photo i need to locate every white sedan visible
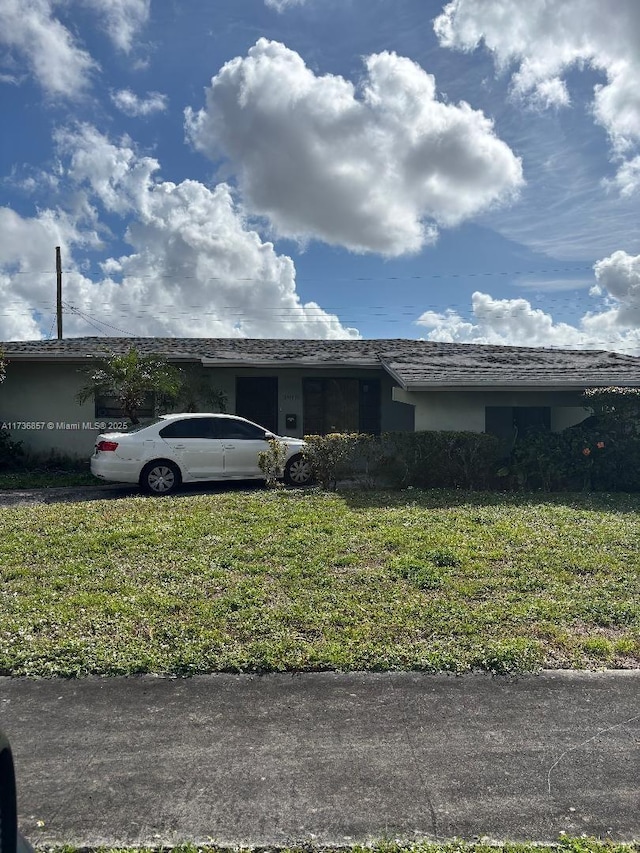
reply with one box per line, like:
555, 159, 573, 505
90, 413, 312, 495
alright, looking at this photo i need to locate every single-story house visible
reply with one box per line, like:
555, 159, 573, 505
2, 337, 640, 459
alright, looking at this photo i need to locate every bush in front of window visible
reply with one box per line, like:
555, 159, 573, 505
503, 388, 640, 492
301, 431, 501, 491
302, 433, 363, 490
372, 431, 501, 490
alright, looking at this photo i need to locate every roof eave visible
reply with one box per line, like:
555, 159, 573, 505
379, 357, 408, 390
402, 380, 640, 388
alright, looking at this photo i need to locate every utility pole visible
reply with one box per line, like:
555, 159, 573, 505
55, 246, 63, 340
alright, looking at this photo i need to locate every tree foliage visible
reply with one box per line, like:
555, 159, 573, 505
77, 347, 182, 424
583, 386, 640, 437
0, 347, 6, 385
162, 364, 227, 414
506, 387, 640, 492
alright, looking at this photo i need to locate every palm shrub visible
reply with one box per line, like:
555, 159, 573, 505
77, 347, 182, 425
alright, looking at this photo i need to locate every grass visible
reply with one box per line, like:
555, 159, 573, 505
47, 839, 640, 853
0, 488, 638, 677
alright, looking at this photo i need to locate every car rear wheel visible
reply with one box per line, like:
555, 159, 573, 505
284, 454, 314, 486
140, 461, 181, 495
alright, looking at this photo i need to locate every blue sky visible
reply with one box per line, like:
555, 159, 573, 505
2, 0, 640, 350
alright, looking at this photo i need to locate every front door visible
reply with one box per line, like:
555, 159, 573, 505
302, 378, 381, 435
235, 377, 279, 433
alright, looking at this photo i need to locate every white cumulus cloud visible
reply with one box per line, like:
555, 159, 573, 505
0, 0, 96, 97
417, 250, 640, 355
434, 0, 640, 194
417, 292, 594, 348
79, 0, 150, 53
111, 89, 168, 117
0, 204, 97, 339
185, 38, 523, 257
593, 250, 640, 328
265, 0, 308, 10
0, 125, 360, 341
0, 0, 150, 97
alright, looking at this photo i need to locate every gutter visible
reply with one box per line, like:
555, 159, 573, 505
400, 380, 640, 389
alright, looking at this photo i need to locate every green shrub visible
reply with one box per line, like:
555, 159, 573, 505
302, 433, 363, 489
507, 431, 575, 491
0, 429, 25, 471
21, 449, 89, 474
373, 431, 501, 490
257, 438, 287, 488
301, 431, 501, 491
507, 421, 640, 492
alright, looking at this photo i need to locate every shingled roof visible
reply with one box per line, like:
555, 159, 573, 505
2, 337, 640, 388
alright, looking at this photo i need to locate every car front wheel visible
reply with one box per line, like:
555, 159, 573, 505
140, 461, 181, 495
284, 454, 314, 486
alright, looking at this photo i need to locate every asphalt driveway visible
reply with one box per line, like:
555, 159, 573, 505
1, 670, 638, 848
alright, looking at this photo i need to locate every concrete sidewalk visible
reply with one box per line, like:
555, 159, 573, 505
1, 671, 638, 848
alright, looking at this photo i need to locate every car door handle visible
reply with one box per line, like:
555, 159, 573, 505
172, 444, 186, 449
222, 444, 236, 450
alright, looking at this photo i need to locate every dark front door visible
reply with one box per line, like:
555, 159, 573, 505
235, 377, 279, 433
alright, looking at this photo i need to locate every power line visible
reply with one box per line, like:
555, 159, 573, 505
62, 304, 109, 337
4, 264, 595, 281
45, 314, 57, 340
0, 293, 608, 311
63, 302, 137, 337
40, 304, 640, 348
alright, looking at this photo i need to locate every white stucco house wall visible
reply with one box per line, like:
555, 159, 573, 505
1, 337, 639, 459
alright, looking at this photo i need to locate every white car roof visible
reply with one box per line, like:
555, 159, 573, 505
159, 413, 247, 420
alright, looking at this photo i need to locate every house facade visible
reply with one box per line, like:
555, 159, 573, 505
2, 337, 640, 458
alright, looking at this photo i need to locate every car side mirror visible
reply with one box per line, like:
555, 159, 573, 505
264, 432, 276, 440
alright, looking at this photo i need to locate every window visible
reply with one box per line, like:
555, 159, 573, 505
214, 418, 268, 440
159, 418, 217, 439
485, 406, 551, 440
303, 378, 381, 435
95, 393, 154, 419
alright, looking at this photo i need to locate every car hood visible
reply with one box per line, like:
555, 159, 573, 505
277, 435, 305, 445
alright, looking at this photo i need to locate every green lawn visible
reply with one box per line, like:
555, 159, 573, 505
52, 839, 639, 853
0, 489, 638, 677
